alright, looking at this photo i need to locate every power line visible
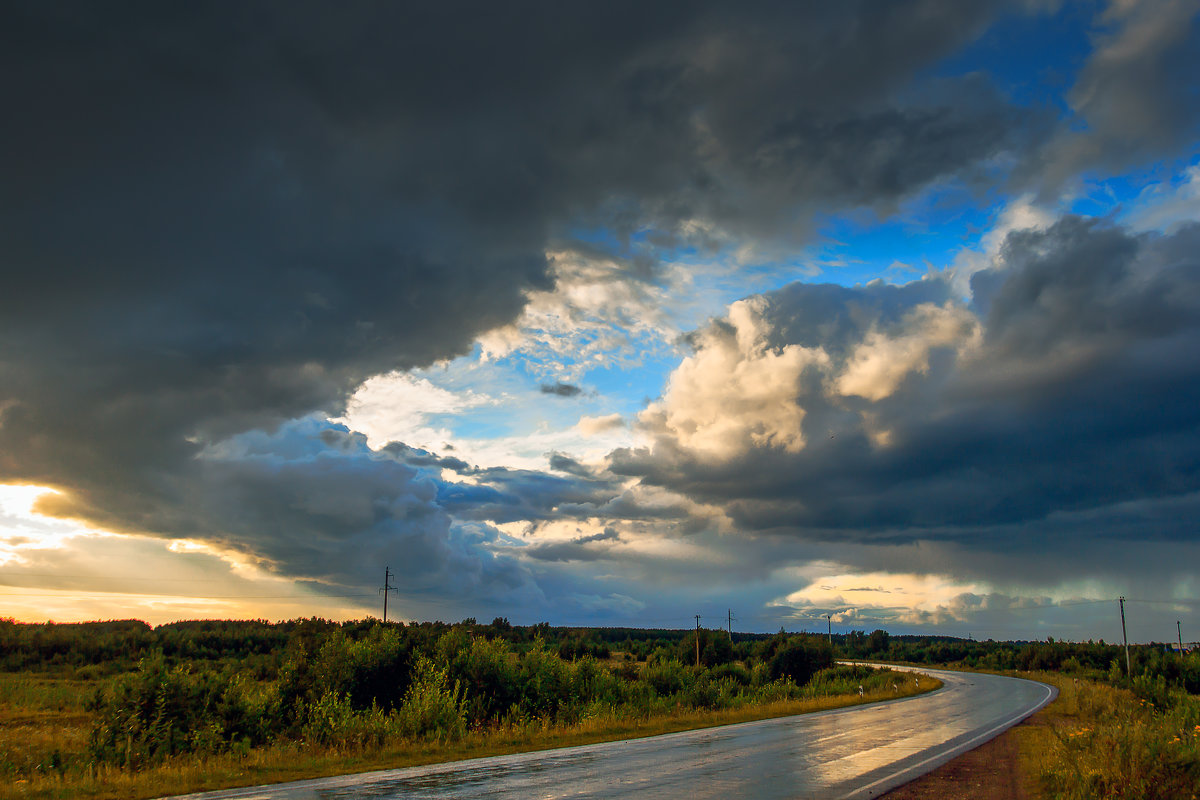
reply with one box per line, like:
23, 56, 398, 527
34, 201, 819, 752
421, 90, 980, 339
1126, 598, 1200, 606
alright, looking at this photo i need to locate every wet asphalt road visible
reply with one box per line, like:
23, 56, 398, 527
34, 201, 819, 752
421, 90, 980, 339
165, 667, 1055, 800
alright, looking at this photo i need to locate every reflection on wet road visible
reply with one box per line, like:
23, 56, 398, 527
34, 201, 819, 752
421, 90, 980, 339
166, 667, 1055, 800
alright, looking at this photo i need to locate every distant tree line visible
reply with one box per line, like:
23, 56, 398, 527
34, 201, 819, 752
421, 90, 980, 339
837, 629, 1200, 693
3, 617, 1197, 692
3, 617, 1197, 684
0, 617, 766, 674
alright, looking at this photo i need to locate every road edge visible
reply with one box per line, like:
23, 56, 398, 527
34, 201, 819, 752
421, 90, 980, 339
838, 667, 1058, 800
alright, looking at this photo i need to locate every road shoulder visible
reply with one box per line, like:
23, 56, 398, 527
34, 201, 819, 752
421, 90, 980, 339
881, 711, 1046, 800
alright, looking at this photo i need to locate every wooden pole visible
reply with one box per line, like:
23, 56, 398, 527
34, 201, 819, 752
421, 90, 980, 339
1120, 597, 1131, 679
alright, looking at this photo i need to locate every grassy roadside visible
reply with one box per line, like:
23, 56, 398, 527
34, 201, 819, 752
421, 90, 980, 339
3, 673, 940, 800
997, 672, 1200, 800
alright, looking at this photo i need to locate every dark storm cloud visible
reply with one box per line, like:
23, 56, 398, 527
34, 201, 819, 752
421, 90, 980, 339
548, 453, 591, 476
779, 491, 1200, 598
0, 1, 1089, 590
143, 417, 689, 608
1026, 0, 1200, 189
524, 527, 622, 563
613, 219, 1200, 548
540, 382, 583, 398
436, 467, 617, 525
379, 441, 473, 475
120, 419, 538, 600
435, 460, 688, 526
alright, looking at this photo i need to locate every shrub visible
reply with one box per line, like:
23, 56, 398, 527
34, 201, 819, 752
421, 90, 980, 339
710, 662, 752, 686
676, 631, 735, 668
276, 625, 413, 730
611, 658, 640, 681
806, 665, 901, 698
88, 652, 268, 769
395, 656, 466, 741
751, 678, 800, 703
769, 637, 833, 685
571, 656, 620, 708
444, 635, 520, 724
300, 692, 394, 749
1131, 673, 1173, 710
516, 640, 573, 719
683, 672, 721, 709
641, 659, 690, 698
319, 626, 413, 712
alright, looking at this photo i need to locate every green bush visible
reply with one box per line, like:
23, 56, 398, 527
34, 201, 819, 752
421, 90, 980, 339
683, 672, 721, 709
751, 678, 800, 703
710, 662, 752, 686
395, 656, 466, 741
768, 637, 833, 685
516, 640, 573, 719
642, 659, 690, 697
610, 658, 640, 681
276, 626, 412, 730
676, 631, 735, 668
300, 691, 394, 749
571, 656, 620, 708
441, 634, 519, 724
1131, 673, 1173, 710
804, 665, 902, 698
88, 652, 268, 768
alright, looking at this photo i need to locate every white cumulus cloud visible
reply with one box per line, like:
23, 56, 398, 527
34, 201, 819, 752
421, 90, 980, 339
835, 302, 980, 401
640, 296, 831, 459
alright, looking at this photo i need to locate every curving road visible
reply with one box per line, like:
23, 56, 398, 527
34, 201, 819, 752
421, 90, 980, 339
166, 667, 1055, 800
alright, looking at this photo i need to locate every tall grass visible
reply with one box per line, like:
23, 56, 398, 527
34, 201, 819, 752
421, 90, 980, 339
0, 674, 94, 788
1020, 674, 1200, 800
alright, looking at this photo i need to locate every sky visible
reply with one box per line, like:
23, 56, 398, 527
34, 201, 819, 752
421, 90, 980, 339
2, 0, 1200, 643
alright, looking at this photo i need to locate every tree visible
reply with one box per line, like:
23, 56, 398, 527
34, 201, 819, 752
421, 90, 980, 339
768, 636, 832, 685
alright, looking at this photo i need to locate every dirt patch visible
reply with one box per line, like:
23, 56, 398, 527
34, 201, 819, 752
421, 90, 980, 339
881, 716, 1043, 800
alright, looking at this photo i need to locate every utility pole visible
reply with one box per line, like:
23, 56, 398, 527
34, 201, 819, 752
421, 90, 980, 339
380, 567, 396, 623
727, 608, 734, 642
1179, 620, 1185, 657
695, 614, 702, 668
826, 614, 833, 654
1119, 596, 1131, 679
